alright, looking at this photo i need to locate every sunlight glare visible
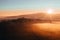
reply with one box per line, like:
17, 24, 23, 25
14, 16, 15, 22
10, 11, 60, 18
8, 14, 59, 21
47, 9, 53, 14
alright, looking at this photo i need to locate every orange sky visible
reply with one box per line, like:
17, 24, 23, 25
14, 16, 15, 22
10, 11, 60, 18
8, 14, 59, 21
0, 10, 42, 17
0, 9, 60, 17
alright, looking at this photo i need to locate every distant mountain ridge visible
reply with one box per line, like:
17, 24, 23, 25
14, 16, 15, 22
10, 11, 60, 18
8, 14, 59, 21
0, 13, 60, 21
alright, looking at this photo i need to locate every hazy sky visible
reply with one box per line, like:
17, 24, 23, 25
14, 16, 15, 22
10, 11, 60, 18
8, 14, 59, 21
0, 0, 60, 10
0, 0, 60, 17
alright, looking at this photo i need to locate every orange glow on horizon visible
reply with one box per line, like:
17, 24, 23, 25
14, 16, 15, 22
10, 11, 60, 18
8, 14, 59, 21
0, 9, 60, 17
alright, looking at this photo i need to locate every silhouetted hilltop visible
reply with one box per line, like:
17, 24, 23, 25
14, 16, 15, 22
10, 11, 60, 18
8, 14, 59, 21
0, 13, 60, 21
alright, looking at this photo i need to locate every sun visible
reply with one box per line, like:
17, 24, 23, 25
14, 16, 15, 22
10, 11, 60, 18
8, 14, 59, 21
47, 9, 53, 14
